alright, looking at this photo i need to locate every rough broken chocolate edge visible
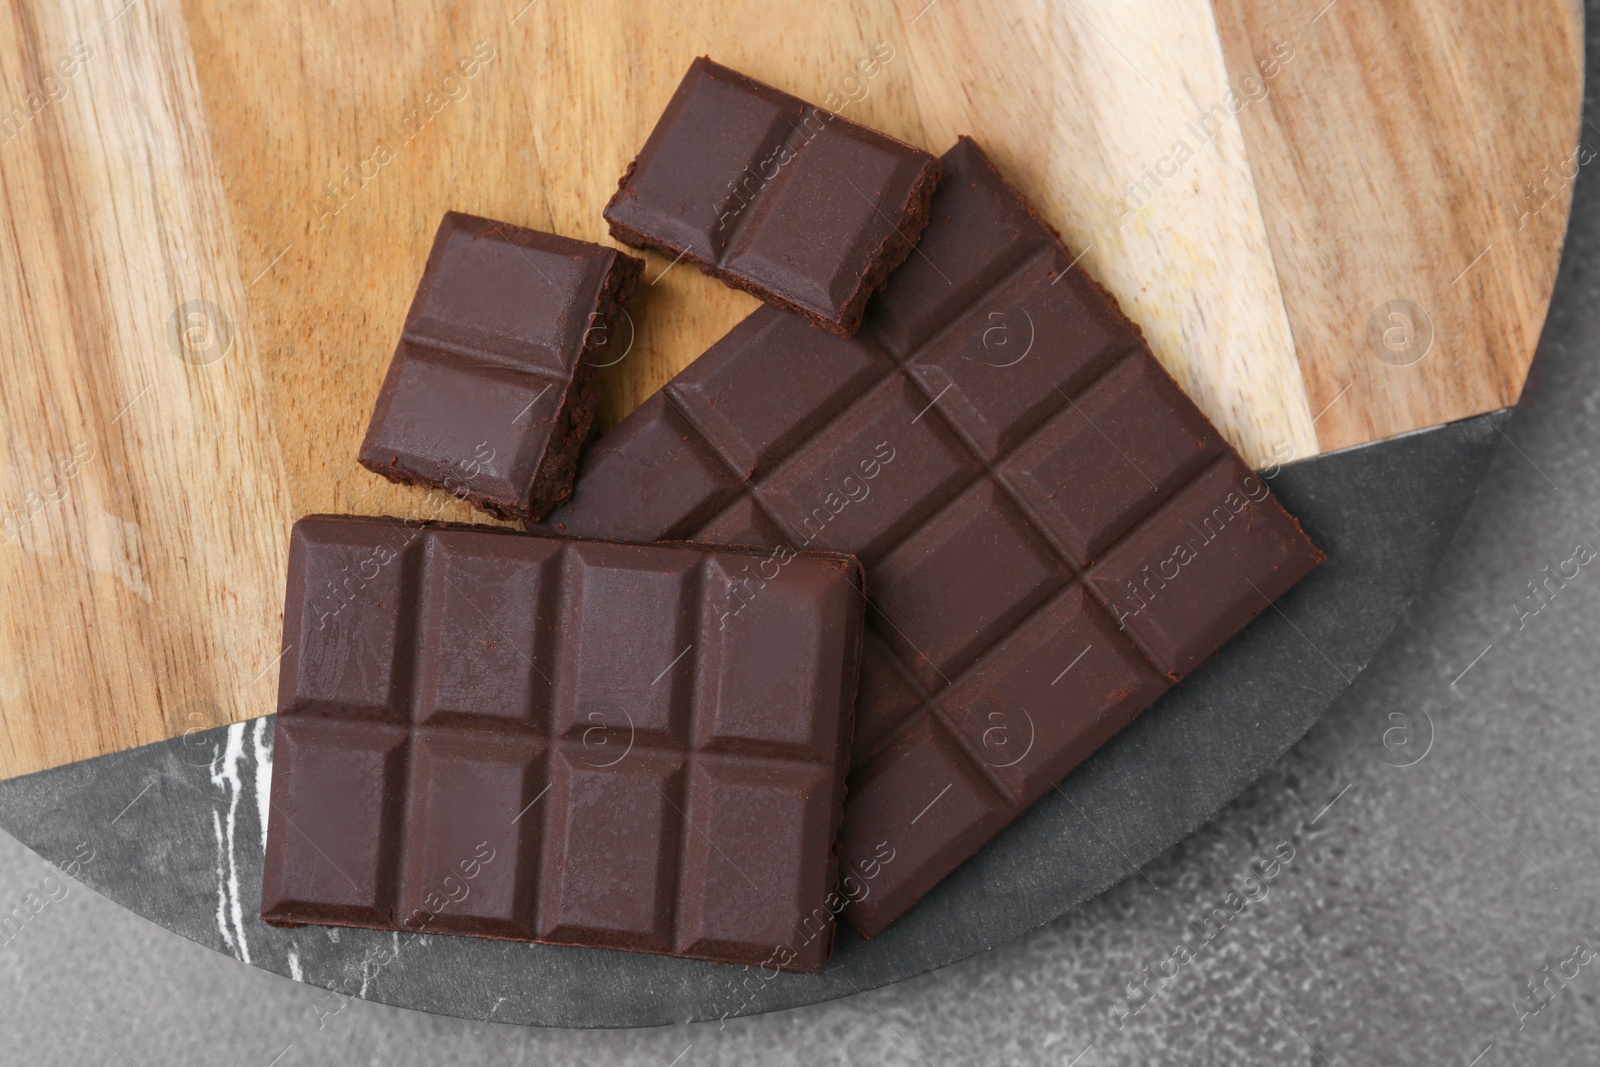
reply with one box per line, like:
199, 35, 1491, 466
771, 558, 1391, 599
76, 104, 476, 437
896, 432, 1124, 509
518, 251, 643, 522
833, 156, 941, 335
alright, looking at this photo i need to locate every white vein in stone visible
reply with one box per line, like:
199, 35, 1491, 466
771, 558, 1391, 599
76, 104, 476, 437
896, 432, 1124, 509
209, 807, 235, 960
208, 722, 251, 965
251, 717, 273, 853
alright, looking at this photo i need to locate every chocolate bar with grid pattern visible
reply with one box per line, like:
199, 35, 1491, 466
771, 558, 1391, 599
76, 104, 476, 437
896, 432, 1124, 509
260, 516, 863, 972
603, 57, 940, 337
540, 137, 1323, 937
358, 212, 642, 522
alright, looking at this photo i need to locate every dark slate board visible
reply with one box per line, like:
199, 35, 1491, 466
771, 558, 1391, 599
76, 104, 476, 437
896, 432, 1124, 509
0, 410, 1504, 1027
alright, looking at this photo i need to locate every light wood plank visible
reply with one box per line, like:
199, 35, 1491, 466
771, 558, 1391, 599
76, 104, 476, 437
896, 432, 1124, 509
0, 0, 292, 776
1210, 0, 1584, 454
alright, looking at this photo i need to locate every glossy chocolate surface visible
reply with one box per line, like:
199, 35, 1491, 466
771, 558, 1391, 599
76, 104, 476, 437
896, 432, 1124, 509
358, 213, 642, 522
260, 517, 863, 972
604, 57, 939, 337
543, 137, 1323, 937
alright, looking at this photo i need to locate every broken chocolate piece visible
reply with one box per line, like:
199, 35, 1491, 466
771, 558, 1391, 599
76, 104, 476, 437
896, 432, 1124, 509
604, 57, 939, 337
359, 212, 642, 522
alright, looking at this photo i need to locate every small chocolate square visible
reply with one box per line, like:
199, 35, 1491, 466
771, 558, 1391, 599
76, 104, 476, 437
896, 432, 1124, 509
358, 213, 642, 522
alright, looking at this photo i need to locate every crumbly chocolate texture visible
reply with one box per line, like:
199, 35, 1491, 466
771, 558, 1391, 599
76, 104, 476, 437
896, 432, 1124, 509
261, 516, 864, 972
542, 137, 1324, 938
358, 212, 642, 522
604, 57, 940, 338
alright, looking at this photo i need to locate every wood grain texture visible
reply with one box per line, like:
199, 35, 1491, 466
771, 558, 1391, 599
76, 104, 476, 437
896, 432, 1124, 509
0, 0, 291, 778
0, 0, 1580, 777
1210, 0, 1585, 455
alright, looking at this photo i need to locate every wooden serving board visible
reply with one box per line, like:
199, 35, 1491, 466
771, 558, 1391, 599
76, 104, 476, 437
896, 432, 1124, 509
0, 0, 1582, 781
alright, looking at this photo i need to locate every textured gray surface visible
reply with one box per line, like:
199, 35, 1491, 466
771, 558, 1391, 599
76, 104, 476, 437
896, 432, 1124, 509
6, 18, 1600, 1067
0, 408, 1500, 1027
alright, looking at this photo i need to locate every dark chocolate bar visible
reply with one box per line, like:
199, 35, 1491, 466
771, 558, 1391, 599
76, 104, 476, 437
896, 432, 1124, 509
359, 212, 642, 522
604, 57, 939, 337
541, 138, 1323, 938
260, 516, 863, 972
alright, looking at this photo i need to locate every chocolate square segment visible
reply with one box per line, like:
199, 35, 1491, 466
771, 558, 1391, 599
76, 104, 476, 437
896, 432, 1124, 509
259, 719, 408, 928
1085, 455, 1314, 677
536, 750, 683, 953
1002, 356, 1226, 567
278, 518, 414, 723
605, 58, 940, 337
933, 584, 1170, 807
696, 554, 857, 762
871, 479, 1067, 689
758, 374, 979, 558
559, 542, 699, 743
834, 716, 1011, 930
398, 734, 544, 938
666, 311, 895, 480
543, 137, 1323, 939
417, 533, 560, 728
359, 212, 642, 522
676, 758, 837, 961
262, 517, 864, 973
